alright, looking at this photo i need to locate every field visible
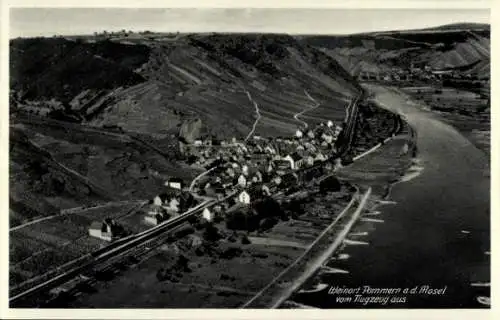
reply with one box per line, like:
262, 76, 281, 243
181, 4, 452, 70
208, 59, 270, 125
401, 86, 490, 154
9, 115, 201, 291
337, 123, 416, 198
59, 183, 354, 308
9, 201, 145, 288
10, 116, 200, 221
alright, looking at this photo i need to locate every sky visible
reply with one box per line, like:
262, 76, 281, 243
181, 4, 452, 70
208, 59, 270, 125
10, 8, 490, 38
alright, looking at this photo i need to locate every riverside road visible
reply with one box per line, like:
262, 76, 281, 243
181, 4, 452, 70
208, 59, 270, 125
296, 84, 490, 308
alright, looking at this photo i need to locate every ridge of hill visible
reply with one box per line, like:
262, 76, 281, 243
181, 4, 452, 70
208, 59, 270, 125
300, 26, 490, 78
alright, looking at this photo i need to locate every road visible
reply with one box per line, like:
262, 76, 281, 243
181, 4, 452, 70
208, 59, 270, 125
188, 166, 217, 191
336, 94, 361, 157
296, 84, 490, 308
242, 188, 371, 308
293, 90, 321, 129
244, 90, 261, 142
10, 200, 146, 232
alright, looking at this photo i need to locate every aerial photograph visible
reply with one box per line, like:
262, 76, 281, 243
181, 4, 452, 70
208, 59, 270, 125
8, 7, 490, 309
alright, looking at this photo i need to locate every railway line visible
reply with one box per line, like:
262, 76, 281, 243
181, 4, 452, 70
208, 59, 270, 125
9, 198, 222, 307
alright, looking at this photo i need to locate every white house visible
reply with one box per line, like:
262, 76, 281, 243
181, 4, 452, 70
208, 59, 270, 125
255, 171, 263, 182
273, 176, 283, 185
153, 195, 163, 206
334, 158, 343, 170
307, 130, 315, 139
88, 220, 115, 242
238, 174, 247, 188
327, 120, 334, 128
264, 146, 276, 154
306, 155, 315, 166
242, 164, 249, 176
282, 155, 296, 170
202, 208, 214, 222
165, 178, 183, 190
166, 198, 180, 213
315, 152, 327, 162
194, 140, 203, 146
238, 190, 251, 204
296, 129, 303, 138
262, 185, 271, 196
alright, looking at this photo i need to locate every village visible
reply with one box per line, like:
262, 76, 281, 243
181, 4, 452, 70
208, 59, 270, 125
357, 63, 489, 85
87, 119, 345, 241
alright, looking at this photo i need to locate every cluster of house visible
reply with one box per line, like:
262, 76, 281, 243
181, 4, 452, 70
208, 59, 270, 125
144, 179, 196, 225
357, 64, 487, 83
186, 120, 342, 170
88, 120, 344, 241
188, 120, 344, 210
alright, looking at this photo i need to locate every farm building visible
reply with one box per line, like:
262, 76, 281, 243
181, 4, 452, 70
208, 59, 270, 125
88, 219, 123, 242
202, 208, 214, 222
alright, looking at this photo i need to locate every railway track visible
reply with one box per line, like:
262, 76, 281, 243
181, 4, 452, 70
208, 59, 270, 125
9, 199, 217, 307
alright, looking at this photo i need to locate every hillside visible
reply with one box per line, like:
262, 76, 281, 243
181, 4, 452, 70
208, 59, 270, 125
301, 25, 490, 78
10, 34, 361, 140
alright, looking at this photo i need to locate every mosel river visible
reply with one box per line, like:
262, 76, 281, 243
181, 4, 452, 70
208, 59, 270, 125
291, 85, 490, 308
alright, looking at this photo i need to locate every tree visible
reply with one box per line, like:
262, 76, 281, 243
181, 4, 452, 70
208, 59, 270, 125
320, 176, 342, 194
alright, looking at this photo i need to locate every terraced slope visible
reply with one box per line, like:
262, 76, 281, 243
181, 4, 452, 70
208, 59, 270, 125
302, 26, 490, 78
10, 34, 361, 140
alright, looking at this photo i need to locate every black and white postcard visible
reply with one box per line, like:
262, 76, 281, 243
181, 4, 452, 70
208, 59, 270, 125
1, 0, 495, 319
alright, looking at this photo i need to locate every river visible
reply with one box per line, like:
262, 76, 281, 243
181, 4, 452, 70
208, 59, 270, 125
291, 84, 490, 308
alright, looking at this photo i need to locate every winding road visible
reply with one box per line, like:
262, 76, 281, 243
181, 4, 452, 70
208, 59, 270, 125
244, 90, 261, 142
293, 90, 321, 129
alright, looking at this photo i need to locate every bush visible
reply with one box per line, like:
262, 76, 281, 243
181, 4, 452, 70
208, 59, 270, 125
320, 176, 342, 193
259, 217, 279, 231
203, 223, 221, 242
220, 247, 243, 259
241, 234, 251, 245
